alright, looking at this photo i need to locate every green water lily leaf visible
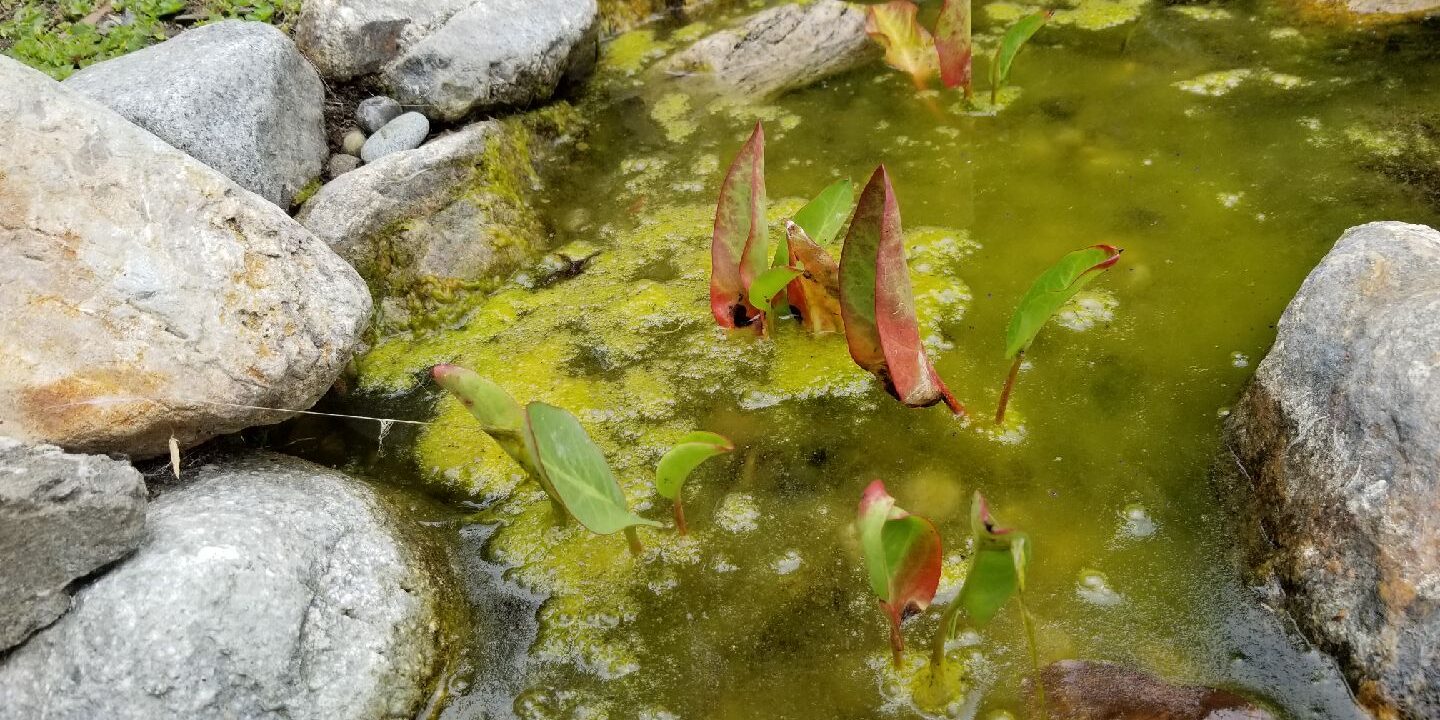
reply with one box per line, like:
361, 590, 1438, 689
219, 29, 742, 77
858, 480, 944, 663
990, 10, 1051, 104
839, 165, 964, 414
935, 0, 973, 92
1004, 244, 1122, 358
865, 0, 937, 89
654, 431, 733, 500
431, 364, 548, 495
710, 121, 768, 329
523, 402, 662, 535
792, 179, 855, 247
749, 266, 806, 316
956, 492, 1031, 627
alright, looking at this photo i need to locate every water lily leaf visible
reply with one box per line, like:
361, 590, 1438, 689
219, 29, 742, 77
710, 121, 768, 329
792, 179, 855, 247
935, 0, 973, 92
749, 266, 805, 317
858, 480, 944, 662
655, 431, 733, 500
432, 364, 547, 493
956, 492, 1031, 627
865, 1, 937, 89
1004, 244, 1122, 358
990, 10, 1051, 104
785, 221, 844, 334
523, 402, 662, 535
839, 166, 964, 413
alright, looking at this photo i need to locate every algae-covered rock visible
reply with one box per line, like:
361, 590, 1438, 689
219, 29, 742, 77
663, 0, 877, 98
598, 0, 713, 33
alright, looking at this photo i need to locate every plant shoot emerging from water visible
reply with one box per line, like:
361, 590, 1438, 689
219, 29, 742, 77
433, 364, 660, 555
866, 0, 974, 96
995, 245, 1122, 423
858, 480, 943, 667
991, 11, 1052, 105
710, 121, 768, 330
654, 431, 734, 534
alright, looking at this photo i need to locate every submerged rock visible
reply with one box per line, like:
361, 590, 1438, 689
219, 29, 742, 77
0, 57, 371, 457
0, 438, 146, 652
0, 453, 446, 720
296, 0, 599, 121
1221, 221, 1440, 720
1039, 660, 1274, 719
361, 110, 431, 162
663, 0, 876, 98
64, 21, 327, 208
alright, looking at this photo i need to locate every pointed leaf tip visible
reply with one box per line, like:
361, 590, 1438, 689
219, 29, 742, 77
710, 122, 768, 329
1003, 244, 1123, 358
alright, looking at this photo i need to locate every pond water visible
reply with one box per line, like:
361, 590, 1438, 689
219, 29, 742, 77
293, 1, 1440, 718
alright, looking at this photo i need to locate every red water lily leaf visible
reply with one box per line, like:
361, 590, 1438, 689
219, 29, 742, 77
858, 480, 944, 665
710, 121, 768, 329
865, 0, 937, 90
783, 221, 844, 334
838, 166, 964, 414
935, 0, 973, 92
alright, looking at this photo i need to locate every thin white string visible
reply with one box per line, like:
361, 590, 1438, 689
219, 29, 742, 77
41, 396, 436, 427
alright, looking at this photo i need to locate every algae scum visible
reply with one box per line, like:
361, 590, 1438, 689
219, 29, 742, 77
327, 1, 1440, 718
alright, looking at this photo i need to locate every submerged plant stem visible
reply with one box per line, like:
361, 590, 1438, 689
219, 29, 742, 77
930, 598, 962, 678
1019, 594, 1046, 720
887, 608, 905, 668
625, 526, 644, 556
995, 352, 1024, 424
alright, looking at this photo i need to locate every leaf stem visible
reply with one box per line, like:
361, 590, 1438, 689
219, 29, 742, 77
886, 608, 905, 668
624, 526, 643, 556
673, 497, 688, 535
930, 597, 964, 681
1019, 593, 1047, 720
995, 352, 1024, 424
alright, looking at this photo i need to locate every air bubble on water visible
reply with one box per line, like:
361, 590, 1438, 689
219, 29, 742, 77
1077, 569, 1125, 606
1217, 406, 1232, 419
1120, 504, 1157, 538
1231, 351, 1250, 368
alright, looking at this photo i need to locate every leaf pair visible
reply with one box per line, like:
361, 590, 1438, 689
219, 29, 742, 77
432, 365, 660, 552
865, 0, 973, 93
995, 244, 1122, 423
775, 179, 853, 333
839, 166, 964, 414
709, 122, 769, 329
857, 480, 943, 666
654, 431, 733, 534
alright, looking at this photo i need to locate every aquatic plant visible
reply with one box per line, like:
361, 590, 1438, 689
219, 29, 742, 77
991, 11, 1052, 105
653, 431, 734, 534
857, 480, 943, 666
930, 493, 1038, 701
433, 364, 660, 554
935, 0, 973, 97
783, 221, 845, 334
865, 0, 974, 96
839, 166, 965, 414
709, 121, 768, 330
995, 245, 1122, 423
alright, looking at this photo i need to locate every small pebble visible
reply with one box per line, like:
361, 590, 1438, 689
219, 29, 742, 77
355, 96, 403, 134
360, 112, 430, 163
326, 153, 361, 180
341, 129, 366, 156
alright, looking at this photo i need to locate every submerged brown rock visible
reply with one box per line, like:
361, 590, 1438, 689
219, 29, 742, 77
1039, 660, 1274, 720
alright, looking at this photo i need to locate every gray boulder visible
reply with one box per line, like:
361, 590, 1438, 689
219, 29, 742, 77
296, 0, 598, 121
0, 57, 371, 457
1341, 0, 1439, 15
0, 438, 146, 652
1221, 221, 1440, 720
64, 21, 327, 208
357, 95, 404, 133
361, 111, 430, 162
0, 453, 446, 720
663, 0, 877, 98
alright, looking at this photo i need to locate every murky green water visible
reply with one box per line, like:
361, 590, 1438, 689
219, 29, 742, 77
304, 1, 1440, 717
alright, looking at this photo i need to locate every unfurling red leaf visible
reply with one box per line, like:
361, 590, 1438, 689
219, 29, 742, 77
523, 402, 662, 535
858, 480, 944, 662
710, 121, 768, 329
654, 431, 733, 500
990, 11, 1051, 104
785, 221, 844, 334
1004, 245, 1122, 358
749, 266, 806, 317
839, 166, 964, 414
935, 0, 973, 92
955, 492, 1031, 627
865, 1, 937, 89
792, 179, 855, 247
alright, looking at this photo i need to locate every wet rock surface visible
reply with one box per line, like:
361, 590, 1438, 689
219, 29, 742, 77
64, 21, 327, 207
1221, 221, 1440, 720
296, 0, 599, 121
0, 453, 447, 720
663, 0, 877, 97
1040, 661, 1275, 719
0, 438, 146, 652
0, 57, 371, 457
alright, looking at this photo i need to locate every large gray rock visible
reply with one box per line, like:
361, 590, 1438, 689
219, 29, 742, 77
0, 438, 146, 652
0, 57, 371, 458
1222, 221, 1440, 720
296, 0, 599, 121
297, 118, 550, 331
64, 21, 327, 208
0, 453, 446, 720
663, 0, 877, 98
1339, 0, 1440, 15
